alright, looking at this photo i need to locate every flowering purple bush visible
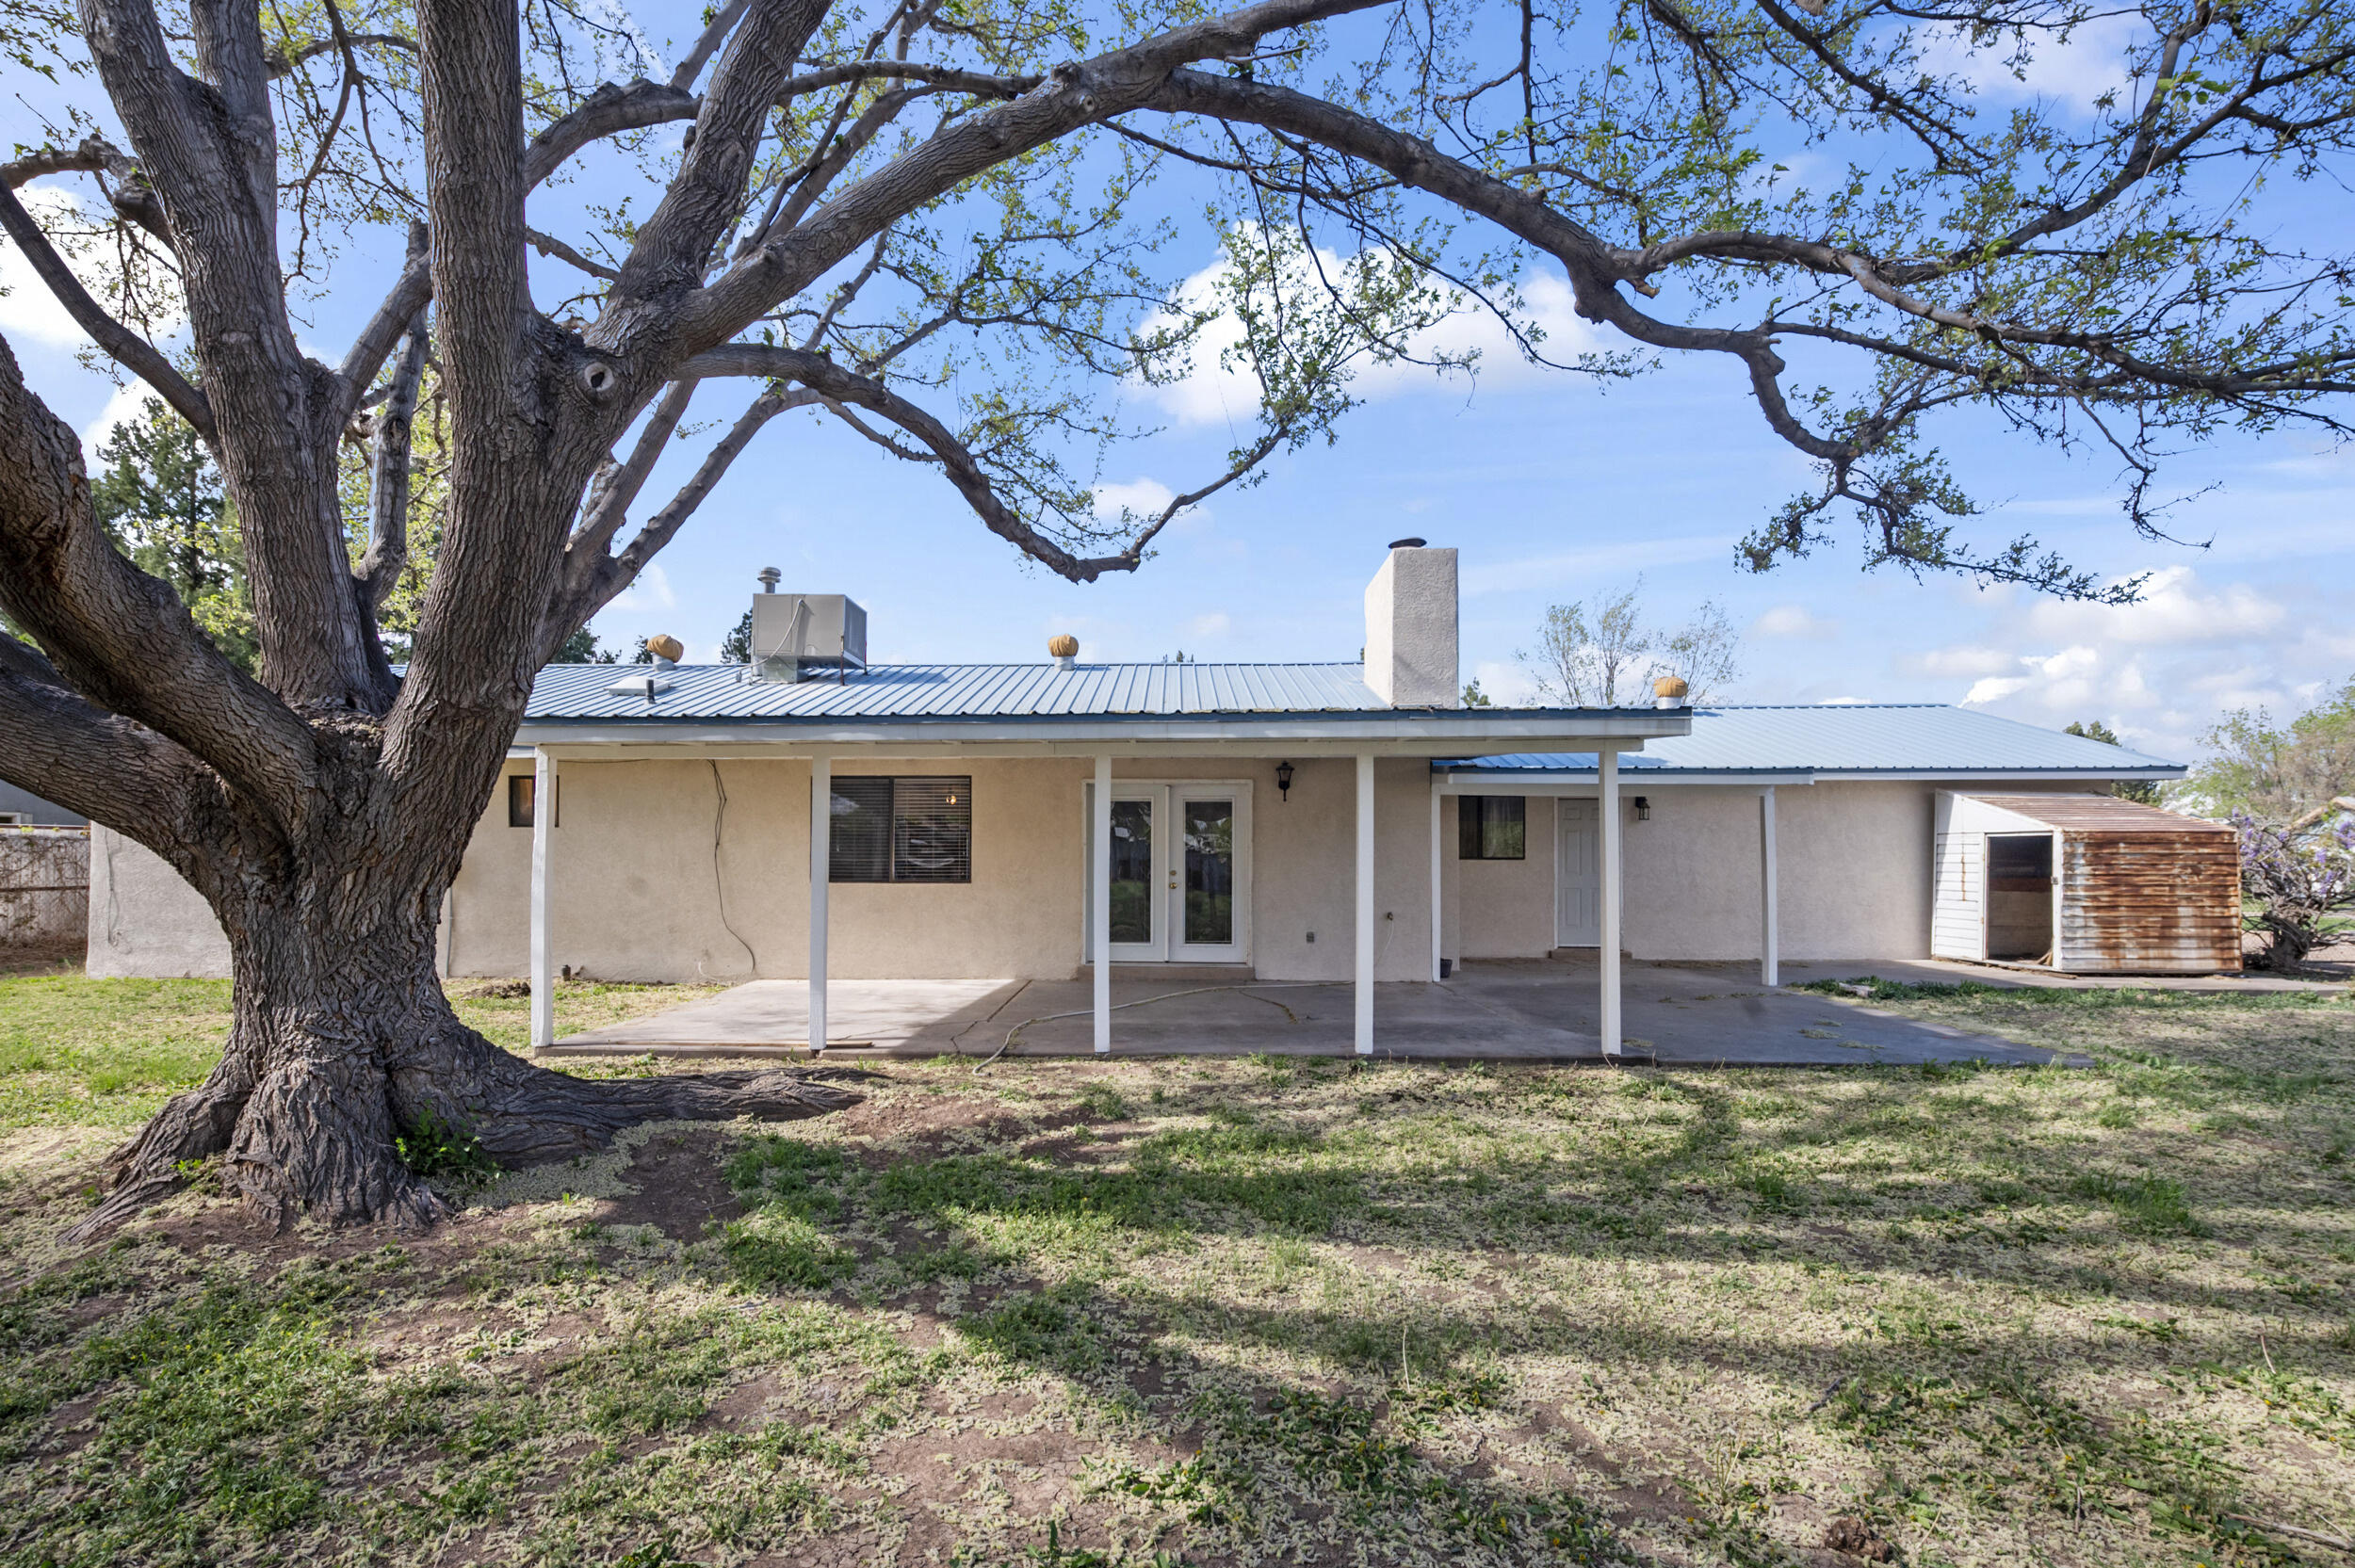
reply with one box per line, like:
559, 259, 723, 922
2233, 811, 2355, 971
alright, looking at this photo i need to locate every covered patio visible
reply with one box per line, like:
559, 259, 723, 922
535, 959, 2064, 1067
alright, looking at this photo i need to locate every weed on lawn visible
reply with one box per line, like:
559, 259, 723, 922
0, 974, 2351, 1565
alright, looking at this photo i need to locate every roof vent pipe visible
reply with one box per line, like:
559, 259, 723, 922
1653, 674, 1688, 709
1048, 633, 1079, 671
757, 566, 781, 592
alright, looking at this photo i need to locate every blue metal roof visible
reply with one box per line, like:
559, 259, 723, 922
527, 661, 1396, 720
1438, 704, 2183, 777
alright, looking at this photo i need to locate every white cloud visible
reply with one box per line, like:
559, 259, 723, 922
1093, 477, 1180, 523
1460, 534, 1727, 598
1136, 240, 1601, 429
1469, 659, 1537, 705
1908, 643, 2019, 679
1913, 10, 2144, 112
0, 184, 185, 349
609, 562, 676, 611
1751, 605, 1836, 639
1912, 562, 2339, 758
80, 380, 154, 455
0, 188, 94, 348
1187, 611, 1231, 642
2022, 565, 2283, 646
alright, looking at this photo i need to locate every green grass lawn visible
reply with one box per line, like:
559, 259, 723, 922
0, 968, 720, 1135
1, 974, 2351, 1567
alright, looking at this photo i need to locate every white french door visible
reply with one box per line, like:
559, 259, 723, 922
1556, 797, 1602, 947
1084, 782, 1251, 964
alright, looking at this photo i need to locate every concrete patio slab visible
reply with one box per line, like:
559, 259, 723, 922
541, 959, 2073, 1068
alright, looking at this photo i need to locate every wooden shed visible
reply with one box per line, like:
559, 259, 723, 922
1931, 792, 2241, 974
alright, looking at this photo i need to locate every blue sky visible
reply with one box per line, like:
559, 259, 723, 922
6, 5, 2350, 765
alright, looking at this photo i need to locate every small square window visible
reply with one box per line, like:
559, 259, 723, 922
1457, 796, 1526, 860
508, 773, 557, 828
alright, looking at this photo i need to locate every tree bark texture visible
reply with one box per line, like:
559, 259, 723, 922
73, 879, 856, 1241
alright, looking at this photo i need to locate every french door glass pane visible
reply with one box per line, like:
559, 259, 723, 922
1183, 800, 1234, 946
1110, 799, 1155, 944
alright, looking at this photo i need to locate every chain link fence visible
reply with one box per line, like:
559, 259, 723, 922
1, 826, 89, 966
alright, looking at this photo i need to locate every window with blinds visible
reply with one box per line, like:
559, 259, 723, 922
1457, 795, 1526, 860
829, 776, 972, 883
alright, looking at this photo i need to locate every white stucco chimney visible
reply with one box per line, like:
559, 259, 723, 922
1363, 538, 1458, 708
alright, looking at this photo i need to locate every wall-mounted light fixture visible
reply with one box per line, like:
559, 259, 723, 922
1275, 760, 1295, 801
1633, 795, 1651, 821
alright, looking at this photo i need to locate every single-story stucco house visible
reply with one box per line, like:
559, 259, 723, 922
88, 542, 2215, 1057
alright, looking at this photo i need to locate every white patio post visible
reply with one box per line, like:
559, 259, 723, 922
1759, 784, 1779, 988
529, 748, 557, 1050
1599, 746, 1622, 1059
1093, 753, 1112, 1054
1428, 774, 1444, 982
1356, 752, 1375, 1055
809, 752, 830, 1054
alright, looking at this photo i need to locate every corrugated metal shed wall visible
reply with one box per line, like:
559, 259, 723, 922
2060, 832, 2242, 974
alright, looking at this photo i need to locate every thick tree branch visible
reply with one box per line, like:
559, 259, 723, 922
0, 658, 208, 851
613, 0, 833, 305
528, 226, 619, 281
2, 136, 172, 246
0, 183, 216, 443
0, 332, 317, 822
338, 246, 435, 413
85, 0, 382, 707
523, 78, 701, 190
567, 378, 699, 566
356, 234, 431, 613
681, 343, 1168, 579
690, 0, 1395, 348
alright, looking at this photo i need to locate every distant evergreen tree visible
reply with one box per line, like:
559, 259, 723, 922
550, 628, 618, 664
722, 607, 754, 663
2065, 719, 2161, 804
91, 397, 256, 671
1461, 678, 1493, 707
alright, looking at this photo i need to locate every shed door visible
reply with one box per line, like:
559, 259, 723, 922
1556, 798, 1601, 947
1984, 832, 2056, 962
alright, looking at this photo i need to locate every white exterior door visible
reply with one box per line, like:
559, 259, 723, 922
1086, 783, 1252, 964
1556, 797, 1601, 947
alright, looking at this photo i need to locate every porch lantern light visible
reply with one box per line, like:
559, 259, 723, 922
1633, 796, 1650, 821
1275, 760, 1294, 801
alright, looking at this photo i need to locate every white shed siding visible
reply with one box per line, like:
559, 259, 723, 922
1929, 828, 1981, 960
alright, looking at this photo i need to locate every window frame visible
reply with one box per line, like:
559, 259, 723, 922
507, 772, 560, 829
1456, 795, 1528, 861
828, 775, 973, 884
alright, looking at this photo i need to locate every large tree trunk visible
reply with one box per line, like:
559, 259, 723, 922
68, 855, 853, 1241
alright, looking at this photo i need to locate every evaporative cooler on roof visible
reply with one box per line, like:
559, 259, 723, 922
1930, 792, 2240, 975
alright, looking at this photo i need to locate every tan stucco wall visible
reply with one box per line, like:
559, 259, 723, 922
84, 755, 2124, 981
452, 756, 1088, 982
444, 752, 1439, 984
1454, 793, 1554, 961
86, 827, 232, 978
1441, 778, 2121, 963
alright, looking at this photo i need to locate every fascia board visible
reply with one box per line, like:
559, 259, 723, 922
513, 711, 1692, 752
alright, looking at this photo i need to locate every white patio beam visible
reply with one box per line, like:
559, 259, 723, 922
529, 747, 556, 1051
1356, 752, 1375, 1055
810, 752, 830, 1054
1760, 784, 1779, 988
1600, 746, 1622, 1059
1427, 774, 1444, 982
1094, 753, 1112, 1055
